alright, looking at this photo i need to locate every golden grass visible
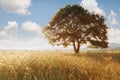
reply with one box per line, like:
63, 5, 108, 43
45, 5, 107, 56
0, 50, 120, 80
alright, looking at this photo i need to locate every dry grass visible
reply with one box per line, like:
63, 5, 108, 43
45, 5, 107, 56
0, 50, 120, 80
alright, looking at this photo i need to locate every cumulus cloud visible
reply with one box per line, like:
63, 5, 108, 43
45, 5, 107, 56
108, 28, 120, 44
21, 21, 42, 36
0, 21, 18, 40
0, 0, 31, 15
107, 10, 119, 26
0, 21, 52, 50
80, 0, 105, 16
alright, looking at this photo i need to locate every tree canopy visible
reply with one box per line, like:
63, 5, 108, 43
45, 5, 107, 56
43, 4, 108, 53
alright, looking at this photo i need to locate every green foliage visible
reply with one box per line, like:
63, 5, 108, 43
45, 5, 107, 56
43, 4, 108, 53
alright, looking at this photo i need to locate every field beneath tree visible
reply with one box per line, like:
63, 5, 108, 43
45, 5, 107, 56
0, 50, 120, 80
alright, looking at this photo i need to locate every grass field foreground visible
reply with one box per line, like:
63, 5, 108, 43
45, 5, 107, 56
0, 50, 120, 80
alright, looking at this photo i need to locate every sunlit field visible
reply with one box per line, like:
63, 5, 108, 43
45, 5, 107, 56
0, 50, 120, 80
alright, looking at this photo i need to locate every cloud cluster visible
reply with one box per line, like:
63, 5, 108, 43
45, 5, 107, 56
108, 28, 120, 44
0, 0, 31, 15
0, 21, 18, 40
0, 21, 52, 50
22, 21, 41, 35
107, 10, 119, 26
80, 0, 105, 16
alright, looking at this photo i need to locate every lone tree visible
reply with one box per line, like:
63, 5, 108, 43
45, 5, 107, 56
43, 5, 108, 53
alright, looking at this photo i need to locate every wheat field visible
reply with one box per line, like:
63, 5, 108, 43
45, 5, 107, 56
0, 50, 120, 80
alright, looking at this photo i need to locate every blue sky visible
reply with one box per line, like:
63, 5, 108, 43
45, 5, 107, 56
0, 0, 120, 50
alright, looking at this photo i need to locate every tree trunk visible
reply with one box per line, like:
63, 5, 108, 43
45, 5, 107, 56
75, 49, 79, 54
73, 42, 80, 54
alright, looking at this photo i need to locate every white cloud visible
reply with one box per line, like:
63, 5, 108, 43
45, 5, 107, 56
80, 0, 105, 16
0, 0, 31, 15
108, 28, 120, 44
0, 21, 18, 40
22, 21, 40, 32
107, 10, 119, 26
0, 37, 53, 50
0, 21, 52, 50
22, 21, 42, 36
109, 10, 116, 16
